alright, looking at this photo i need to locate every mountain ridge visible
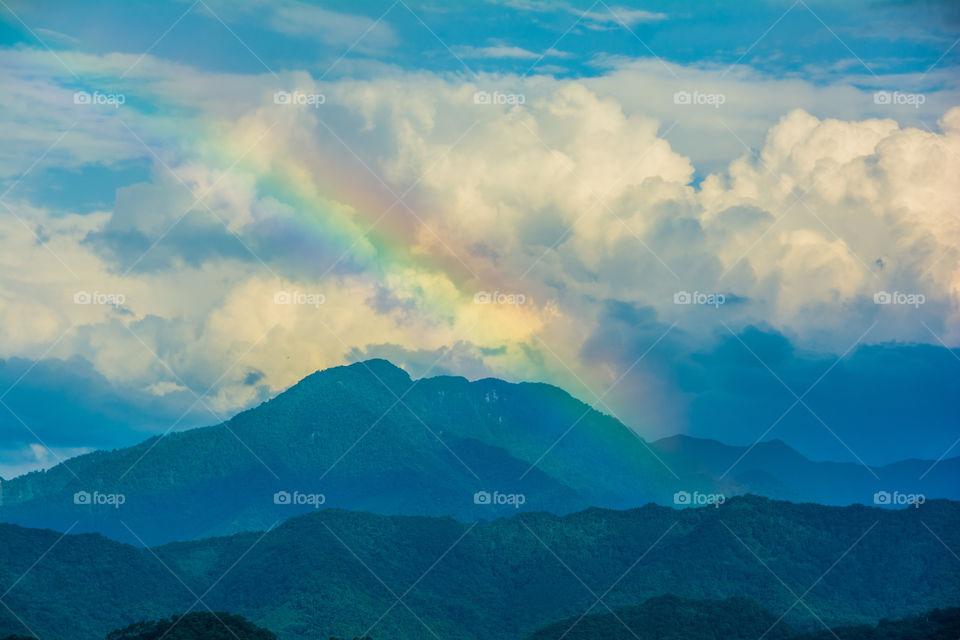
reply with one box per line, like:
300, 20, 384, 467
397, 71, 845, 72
0, 359, 956, 545
0, 496, 957, 640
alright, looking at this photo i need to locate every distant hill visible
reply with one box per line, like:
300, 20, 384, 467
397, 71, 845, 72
0, 613, 276, 640
5, 600, 958, 640
106, 613, 276, 640
0, 497, 957, 640
527, 594, 797, 640
791, 606, 960, 639
646, 434, 953, 506
528, 597, 960, 640
0, 360, 955, 545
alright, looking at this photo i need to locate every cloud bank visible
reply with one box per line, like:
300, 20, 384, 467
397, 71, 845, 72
0, 47, 957, 471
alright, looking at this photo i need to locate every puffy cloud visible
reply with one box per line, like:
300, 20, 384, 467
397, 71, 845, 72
265, 2, 397, 49
576, 6, 668, 26
583, 303, 960, 465
452, 45, 570, 60
0, 444, 93, 481
1, 47, 958, 472
0, 355, 213, 466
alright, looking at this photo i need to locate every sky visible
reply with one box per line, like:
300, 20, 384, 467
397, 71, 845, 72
0, 0, 958, 478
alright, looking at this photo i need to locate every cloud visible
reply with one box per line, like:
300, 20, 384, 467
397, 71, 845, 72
346, 341, 501, 381
265, 2, 397, 49
451, 45, 570, 60
580, 302, 960, 465
489, 0, 667, 25
1, 47, 959, 474
33, 27, 81, 47
0, 356, 214, 461
576, 5, 668, 26
0, 444, 93, 481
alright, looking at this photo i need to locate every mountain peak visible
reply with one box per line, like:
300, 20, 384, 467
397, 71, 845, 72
343, 358, 412, 380
289, 358, 413, 396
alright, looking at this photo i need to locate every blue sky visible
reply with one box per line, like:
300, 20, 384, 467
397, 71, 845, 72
3, 0, 958, 79
0, 0, 957, 477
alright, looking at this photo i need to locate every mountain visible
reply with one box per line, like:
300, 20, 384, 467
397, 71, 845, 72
0, 497, 957, 640
8, 603, 956, 640
791, 607, 960, 639
647, 435, 955, 506
0, 360, 956, 545
526, 596, 960, 640
526, 594, 797, 640
0, 613, 277, 640
105, 613, 277, 640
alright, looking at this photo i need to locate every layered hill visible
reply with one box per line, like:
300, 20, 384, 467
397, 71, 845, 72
526, 596, 960, 640
0, 360, 955, 544
0, 497, 957, 640
526, 595, 797, 640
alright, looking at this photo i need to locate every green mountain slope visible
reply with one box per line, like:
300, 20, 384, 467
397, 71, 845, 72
0, 497, 956, 640
0, 360, 956, 545
528, 597, 960, 640
527, 594, 797, 640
